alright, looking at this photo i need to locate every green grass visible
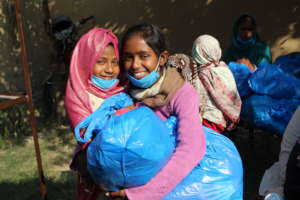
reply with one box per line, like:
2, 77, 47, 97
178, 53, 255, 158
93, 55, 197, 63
0, 123, 77, 200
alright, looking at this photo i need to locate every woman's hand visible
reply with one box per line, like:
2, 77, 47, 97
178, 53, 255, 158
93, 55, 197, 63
105, 190, 127, 200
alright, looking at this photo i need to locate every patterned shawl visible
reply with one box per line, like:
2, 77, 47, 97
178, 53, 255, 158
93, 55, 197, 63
173, 35, 241, 130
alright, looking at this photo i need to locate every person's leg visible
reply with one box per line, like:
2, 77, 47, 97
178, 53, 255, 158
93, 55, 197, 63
259, 107, 300, 198
74, 150, 101, 200
279, 107, 300, 183
284, 139, 300, 200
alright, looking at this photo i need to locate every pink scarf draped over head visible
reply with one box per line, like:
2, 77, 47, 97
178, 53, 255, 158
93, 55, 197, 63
65, 28, 126, 129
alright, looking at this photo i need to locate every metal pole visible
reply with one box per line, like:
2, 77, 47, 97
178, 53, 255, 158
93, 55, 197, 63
14, 0, 47, 199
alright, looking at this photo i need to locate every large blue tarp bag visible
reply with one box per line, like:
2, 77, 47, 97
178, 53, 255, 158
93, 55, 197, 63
274, 52, 300, 79
87, 106, 176, 191
248, 62, 300, 99
163, 126, 243, 200
76, 93, 243, 199
241, 94, 300, 134
74, 93, 173, 190
78, 95, 175, 191
228, 62, 252, 98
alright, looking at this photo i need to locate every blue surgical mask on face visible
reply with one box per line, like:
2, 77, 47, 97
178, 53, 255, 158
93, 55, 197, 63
127, 56, 161, 88
237, 35, 255, 45
91, 75, 118, 89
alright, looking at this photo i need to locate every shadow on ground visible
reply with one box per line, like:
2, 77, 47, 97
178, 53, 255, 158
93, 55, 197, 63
0, 121, 282, 200
0, 171, 75, 200
226, 126, 282, 200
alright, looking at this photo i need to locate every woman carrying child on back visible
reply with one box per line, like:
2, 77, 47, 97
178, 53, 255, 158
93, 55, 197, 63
64, 27, 128, 200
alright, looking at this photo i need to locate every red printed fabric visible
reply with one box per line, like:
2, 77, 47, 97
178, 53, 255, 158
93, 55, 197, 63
192, 35, 242, 130
202, 119, 225, 133
198, 62, 242, 130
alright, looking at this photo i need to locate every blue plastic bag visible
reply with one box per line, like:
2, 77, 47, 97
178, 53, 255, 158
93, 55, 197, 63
163, 126, 243, 200
237, 61, 300, 134
248, 63, 300, 99
74, 93, 133, 143
83, 94, 176, 191
275, 52, 300, 79
228, 62, 253, 98
241, 94, 300, 134
79, 93, 243, 199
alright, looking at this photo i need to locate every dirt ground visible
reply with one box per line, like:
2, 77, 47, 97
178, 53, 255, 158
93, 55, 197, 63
225, 125, 282, 200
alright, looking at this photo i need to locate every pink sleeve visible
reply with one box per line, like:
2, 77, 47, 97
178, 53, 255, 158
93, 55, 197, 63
125, 83, 206, 200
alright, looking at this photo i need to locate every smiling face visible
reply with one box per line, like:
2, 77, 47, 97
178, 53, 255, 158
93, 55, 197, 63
122, 34, 168, 79
122, 35, 159, 79
93, 44, 120, 80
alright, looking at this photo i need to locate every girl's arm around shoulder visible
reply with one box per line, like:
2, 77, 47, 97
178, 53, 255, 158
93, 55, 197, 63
125, 82, 206, 200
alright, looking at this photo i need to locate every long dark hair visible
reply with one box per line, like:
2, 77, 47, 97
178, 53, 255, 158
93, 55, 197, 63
120, 24, 168, 57
235, 14, 256, 30
233, 14, 260, 41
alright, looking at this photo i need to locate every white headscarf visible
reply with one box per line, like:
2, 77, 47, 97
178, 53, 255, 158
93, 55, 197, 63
191, 34, 222, 66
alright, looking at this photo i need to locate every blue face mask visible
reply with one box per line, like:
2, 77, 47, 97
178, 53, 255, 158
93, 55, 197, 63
127, 71, 160, 89
236, 35, 255, 45
91, 75, 118, 89
127, 56, 161, 88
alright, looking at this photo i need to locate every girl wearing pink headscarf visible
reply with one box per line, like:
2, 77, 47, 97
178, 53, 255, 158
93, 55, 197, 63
64, 27, 128, 200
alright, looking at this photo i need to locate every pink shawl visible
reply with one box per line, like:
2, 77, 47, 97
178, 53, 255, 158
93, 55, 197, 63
192, 35, 242, 130
65, 28, 127, 129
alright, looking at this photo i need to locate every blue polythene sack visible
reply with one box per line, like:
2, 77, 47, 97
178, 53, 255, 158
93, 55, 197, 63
82, 93, 243, 199
163, 126, 243, 200
241, 94, 300, 134
275, 52, 300, 79
248, 63, 300, 99
87, 106, 175, 191
228, 62, 253, 98
74, 93, 134, 143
